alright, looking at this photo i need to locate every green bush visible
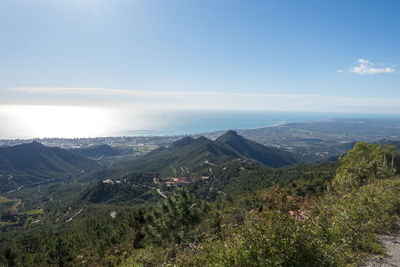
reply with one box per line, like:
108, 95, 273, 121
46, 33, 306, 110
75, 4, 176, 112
143, 189, 210, 247
331, 142, 395, 193
167, 177, 400, 266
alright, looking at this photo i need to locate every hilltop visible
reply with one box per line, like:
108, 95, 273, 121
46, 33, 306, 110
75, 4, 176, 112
97, 131, 299, 179
216, 130, 298, 167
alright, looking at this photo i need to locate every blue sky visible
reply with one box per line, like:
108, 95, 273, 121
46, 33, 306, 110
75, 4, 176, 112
1, 0, 400, 113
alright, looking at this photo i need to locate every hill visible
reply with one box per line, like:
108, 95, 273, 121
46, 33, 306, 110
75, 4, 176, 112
216, 130, 298, 167
96, 131, 299, 179
2, 141, 400, 266
0, 141, 95, 193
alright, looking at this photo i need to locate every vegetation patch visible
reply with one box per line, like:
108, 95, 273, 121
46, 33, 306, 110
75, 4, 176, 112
21, 208, 44, 216
1, 142, 400, 266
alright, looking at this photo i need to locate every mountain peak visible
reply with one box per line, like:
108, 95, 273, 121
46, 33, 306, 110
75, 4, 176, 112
195, 136, 211, 143
217, 130, 242, 142
31, 140, 43, 146
120, 129, 298, 177
172, 136, 195, 147
224, 130, 239, 136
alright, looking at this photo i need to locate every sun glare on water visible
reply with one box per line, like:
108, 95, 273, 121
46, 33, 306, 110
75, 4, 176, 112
1, 105, 112, 138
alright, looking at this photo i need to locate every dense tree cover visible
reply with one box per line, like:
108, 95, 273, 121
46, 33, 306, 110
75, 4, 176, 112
1, 142, 400, 266
142, 189, 214, 247
0, 190, 219, 266
0, 205, 140, 266
80, 173, 161, 204
186, 159, 338, 201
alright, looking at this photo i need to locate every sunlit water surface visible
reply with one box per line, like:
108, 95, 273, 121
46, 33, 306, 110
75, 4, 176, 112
0, 105, 389, 139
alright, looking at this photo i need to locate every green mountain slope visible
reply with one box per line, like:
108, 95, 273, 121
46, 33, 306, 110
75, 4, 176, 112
97, 131, 298, 179
125, 136, 236, 176
216, 130, 298, 167
0, 142, 95, 193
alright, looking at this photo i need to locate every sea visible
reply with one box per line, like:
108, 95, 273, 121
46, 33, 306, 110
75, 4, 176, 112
0, 105, 398, 139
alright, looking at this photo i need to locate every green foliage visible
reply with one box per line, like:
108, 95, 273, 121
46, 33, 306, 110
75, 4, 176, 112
4, 139, 400, 266
167, 177, 400, 266
143, 189, 210, 247
309, 178, 400, 264
47, 236, 76, 266
0, 204, 142, 266
332, 142, 396, 193
187, 160, 338, 201
4, 173, 400, 266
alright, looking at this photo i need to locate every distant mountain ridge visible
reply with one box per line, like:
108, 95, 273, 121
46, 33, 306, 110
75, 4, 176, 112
0, 142, 95, 193
216, 130, 298, 167
99, 131, 298, 178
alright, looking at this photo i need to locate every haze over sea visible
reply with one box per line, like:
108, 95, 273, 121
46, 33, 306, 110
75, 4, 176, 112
0, 105, 397, 139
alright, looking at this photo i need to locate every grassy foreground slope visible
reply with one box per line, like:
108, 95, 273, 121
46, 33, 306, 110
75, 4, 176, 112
117, 176, 400, 266
161, 177, 400, 266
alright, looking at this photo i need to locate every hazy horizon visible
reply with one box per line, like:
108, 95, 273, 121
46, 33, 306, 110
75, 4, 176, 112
1, 106, 399, 139
1, 0, 400, 137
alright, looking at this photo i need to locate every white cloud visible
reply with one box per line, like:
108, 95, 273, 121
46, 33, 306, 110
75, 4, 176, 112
336, 69, 343, 73
349, 58, 396, 75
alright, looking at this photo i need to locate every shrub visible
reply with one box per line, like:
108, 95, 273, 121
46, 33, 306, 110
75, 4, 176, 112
170, 177, 400, 266
331, 142, 395, 193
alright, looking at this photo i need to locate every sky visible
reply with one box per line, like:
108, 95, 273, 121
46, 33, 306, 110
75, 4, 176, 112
1, 0, 400, 113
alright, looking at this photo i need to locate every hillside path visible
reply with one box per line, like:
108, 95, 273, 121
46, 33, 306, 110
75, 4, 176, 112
364, 224, 400, 267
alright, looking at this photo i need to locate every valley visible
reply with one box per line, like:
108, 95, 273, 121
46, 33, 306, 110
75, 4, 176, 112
2, 0, 399, 265
1, 118, 400, 266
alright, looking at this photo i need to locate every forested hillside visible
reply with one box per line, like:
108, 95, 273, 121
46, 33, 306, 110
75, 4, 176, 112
0, 142, 95, 193
93, 131, 299, 180
1, 142, 400, 266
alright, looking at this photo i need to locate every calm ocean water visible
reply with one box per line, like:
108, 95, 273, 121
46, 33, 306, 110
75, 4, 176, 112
0, 105, 395, 139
